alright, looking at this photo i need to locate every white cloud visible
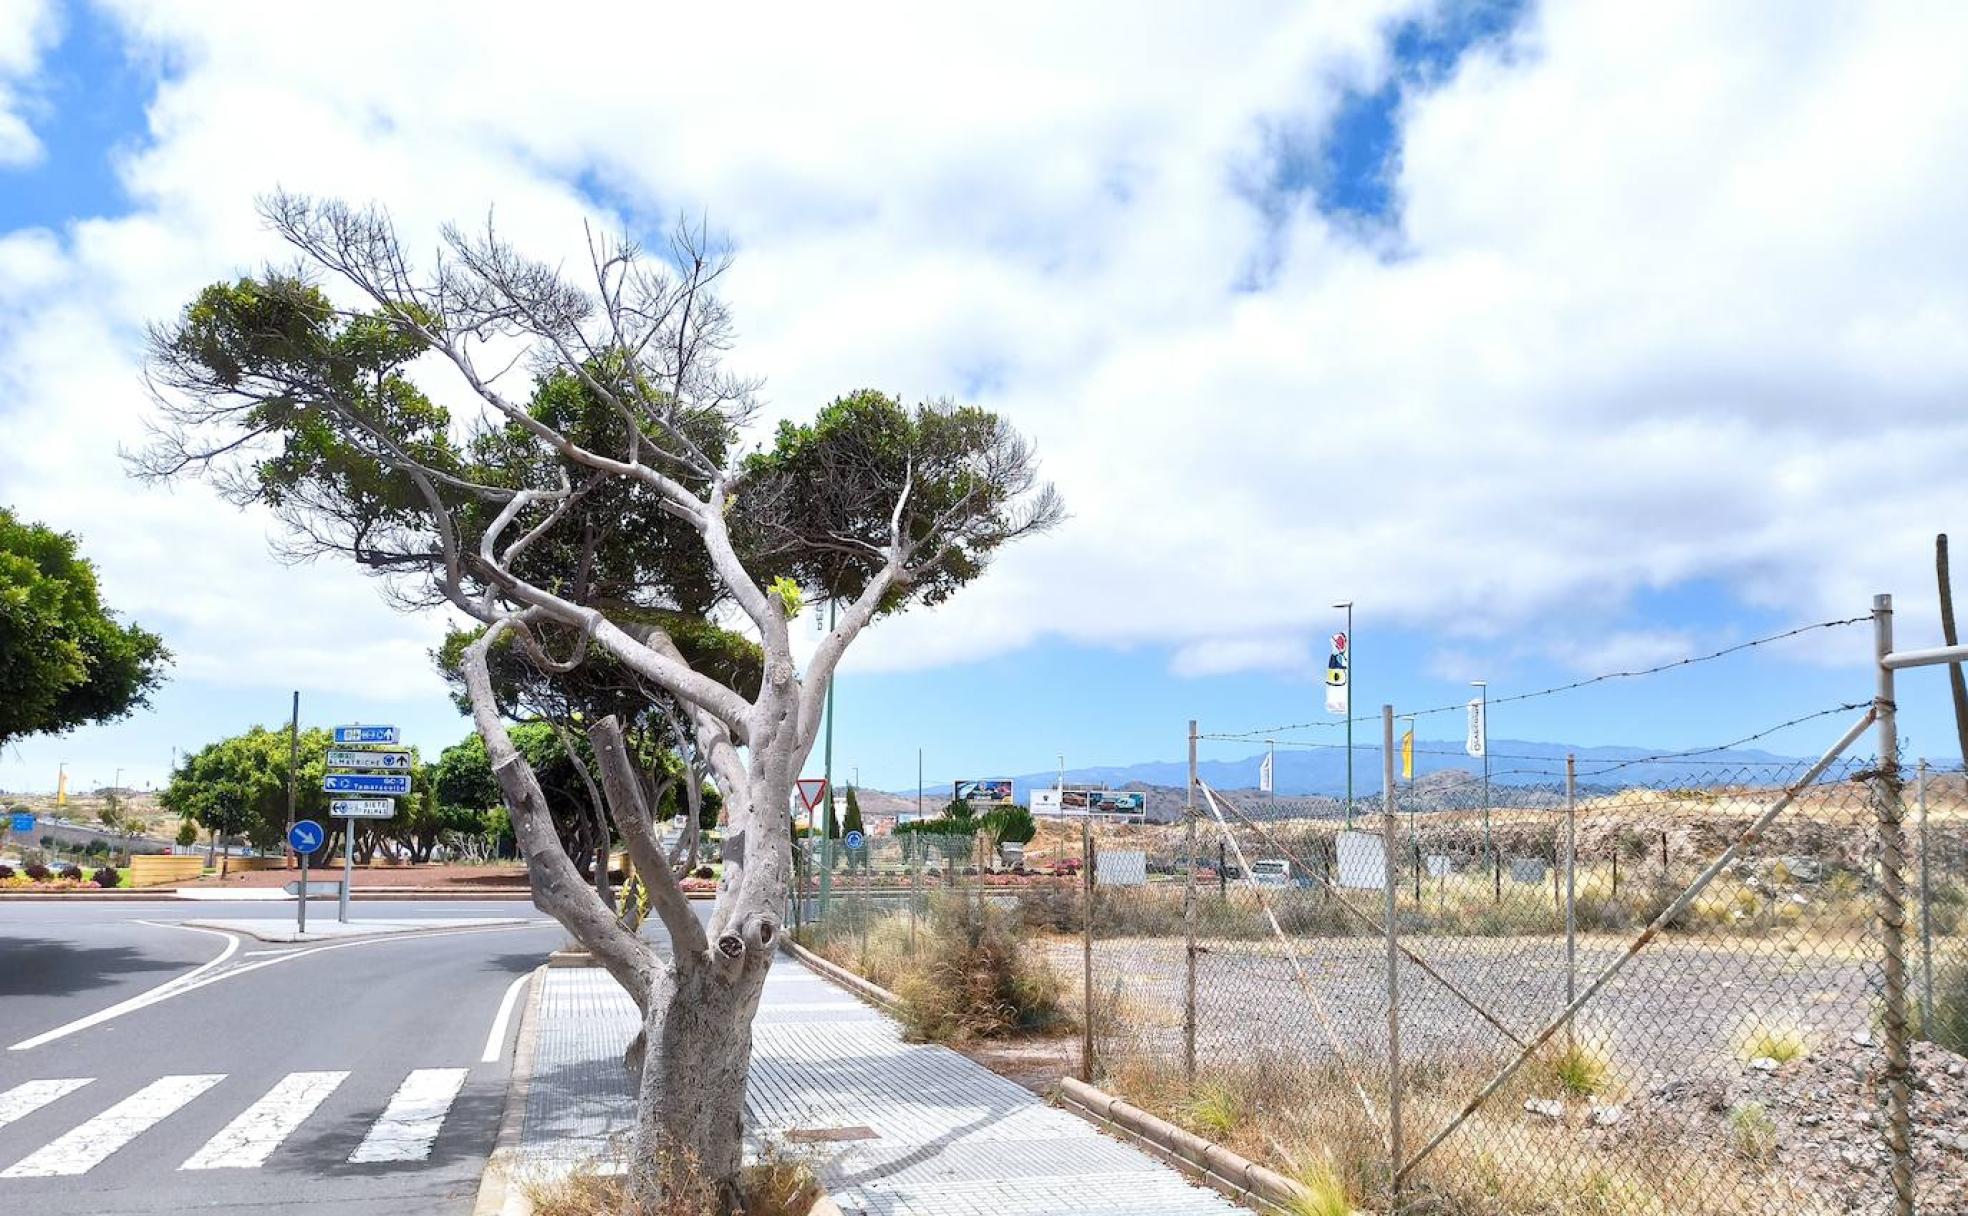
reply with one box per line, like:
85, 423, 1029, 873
0, 0, 56, 165
1170, 636, 1315, 679
3, 0, 1964, 713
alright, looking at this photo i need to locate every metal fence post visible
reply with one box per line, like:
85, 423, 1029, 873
1082, 811, 1095, 1083
1565, 754, 1578, 1025
1918, 758, 1933, 1037
1381, 704, 1404, 1213
1870, 594, 1915, 1216
1184, 719, 1199, 1086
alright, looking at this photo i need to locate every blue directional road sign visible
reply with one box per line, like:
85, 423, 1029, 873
322, 772, 412, 796
332, 724, 399, 745
843, 829, 865, 850
9, 812, 33, 833
288, 820, 325, 854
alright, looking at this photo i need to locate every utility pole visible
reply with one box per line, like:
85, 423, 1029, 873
916, 748, 923, 823
285, 690, 300, 869
819, 596, 836, 921
1472, 679, 1494, 901
1334, 601, 1354, 828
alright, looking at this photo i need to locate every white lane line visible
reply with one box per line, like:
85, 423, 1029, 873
347, 1068, 469, 1164
0, 1079, 93, 1130
481, 973, 532, 1063
179, 1071, 348, 1170
0, 1074, 225, 1178
10, 921, 536, 1052
7, 925, 240, 1053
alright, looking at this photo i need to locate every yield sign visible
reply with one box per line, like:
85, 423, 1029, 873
796, 778, 829, 811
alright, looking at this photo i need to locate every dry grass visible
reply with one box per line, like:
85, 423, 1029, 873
521, 1146, 820, 1216
1096, 1042, 1844, 1216
1735, 1020, 1810, 1064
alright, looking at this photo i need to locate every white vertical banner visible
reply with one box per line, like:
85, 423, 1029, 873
1258, 751, 1273, 793
1325, 631, 1350, 715
1466, 697, 1487, 757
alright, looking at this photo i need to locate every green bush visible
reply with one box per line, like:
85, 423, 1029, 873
84, 839, 110, 857
93, 866, 120, 889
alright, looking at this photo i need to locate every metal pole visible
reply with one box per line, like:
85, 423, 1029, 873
1081, 809, 1095, 1082
1869, 594, 1914, 1216
1184, 719, 1198, 1085
1381, 704, 1403, 1211
820, 597, 836, 923
338, 813, 353, 923
1565, 753, 1578, 1030
1475, 681, 1494, 902
297, 840, 308, 935
1918, 759, 1934, 1036
285, 691, 301, 868
1344, 603, 1355, 829
917, 748, 923, 823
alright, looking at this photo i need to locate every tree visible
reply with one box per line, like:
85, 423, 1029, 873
842, 784, 864, 839
161, 726, 347, 853
137, 194, 1059, 1212
175, 818, 200, 849
0, 508, 170, 748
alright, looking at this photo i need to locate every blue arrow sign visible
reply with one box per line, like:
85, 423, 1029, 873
322, 773, 412, 796
9, 812, 33, 833
288, 820, 324, 854
332, 725, 399, 745
843, 829, 865, 850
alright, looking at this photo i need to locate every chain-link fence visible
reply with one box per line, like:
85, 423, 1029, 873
1066, 754, 1968, 1216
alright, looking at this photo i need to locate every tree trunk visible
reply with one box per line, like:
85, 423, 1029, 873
632, 961, 770, 1211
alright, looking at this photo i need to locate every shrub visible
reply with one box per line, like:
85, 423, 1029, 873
93, 866, 120, 889
0, 864, 13, 879
893, 894, 1064, 1043
1737, 1020, 1809, 1064
23, 863, 51, 882
1543, 1039, 1614, 1098
692, 865, 713, 880
1726, 1101, 1777, 1162
84, 839, 110, 857
1287, 1158, 1354, 1216
58, 864, 85, 882
1184, 1081, 1244, 1139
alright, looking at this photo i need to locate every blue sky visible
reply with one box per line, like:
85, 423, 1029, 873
2, 1, 1964, 796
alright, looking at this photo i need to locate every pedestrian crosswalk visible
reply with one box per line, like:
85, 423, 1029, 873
0, 1068, 477, 1179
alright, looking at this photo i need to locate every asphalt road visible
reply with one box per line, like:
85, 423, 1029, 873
0, 900, 563, 1214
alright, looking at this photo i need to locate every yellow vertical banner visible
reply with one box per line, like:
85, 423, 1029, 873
56, 769, 68, 806
1400, 729, 1414, 782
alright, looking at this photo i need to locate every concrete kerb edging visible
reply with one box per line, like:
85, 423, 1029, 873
474, 962, 549, 1216
777, 936, 903, 1013
1056, 1076, 1315, 1214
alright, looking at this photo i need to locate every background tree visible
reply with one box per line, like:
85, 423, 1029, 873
0, 508, 170, 748
174, 818, 200, 849
161, 726, 344, 854
138, 194, 1059, 1210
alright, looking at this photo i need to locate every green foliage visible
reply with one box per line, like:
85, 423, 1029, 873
979, 804, 1036, 847
1726, 1101, 1776, 1162
174, 819, 200, 848
895, 815, 979, 837
842, 785, 864, 839
1184, 1082, 1244, 1139
1548, 1040, 1614, 1098
0, 508, 170, 747
161, 725, 347, 851
1737, 1021, 1809, 1064
768, 576, 803, 620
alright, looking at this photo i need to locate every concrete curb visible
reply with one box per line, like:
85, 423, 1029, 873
182, 916, 533, 944
474, 963, 549, 1216
778, 936, 904, 1013
1055, 1076, 1315, 1214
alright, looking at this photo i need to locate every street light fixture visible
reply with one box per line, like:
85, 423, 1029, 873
1332, 601, 1353, 828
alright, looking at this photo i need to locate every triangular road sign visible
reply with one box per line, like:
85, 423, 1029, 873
796, 778, 829, 811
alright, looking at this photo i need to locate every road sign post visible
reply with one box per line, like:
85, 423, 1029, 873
326, 726, 402, 924
288, 820, 324, 934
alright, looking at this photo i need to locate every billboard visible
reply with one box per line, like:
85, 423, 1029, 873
953, 779, 1014, 806
1033, 788, 1147, 817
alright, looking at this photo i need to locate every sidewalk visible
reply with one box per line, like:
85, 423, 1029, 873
513, 956, 1248, 1215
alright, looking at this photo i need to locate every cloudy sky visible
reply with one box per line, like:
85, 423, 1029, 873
2, 0, 1963, 795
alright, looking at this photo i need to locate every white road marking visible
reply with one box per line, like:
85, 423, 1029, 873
0, 1074, 224, 1178
481, 972, 532, 1063
0, 1079, 92, 1130
179, 1071, 348, 1170
347, 1068, 469, 1164
7, 925, 239, 1052
10, 921, 538, 1051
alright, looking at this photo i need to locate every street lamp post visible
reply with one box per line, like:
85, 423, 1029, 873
1334, 601, 1354, 829
1472, 679, 1494, 901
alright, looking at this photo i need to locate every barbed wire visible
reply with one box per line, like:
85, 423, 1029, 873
1200, 614, 1871, 742
1571, 703, 1870, 779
